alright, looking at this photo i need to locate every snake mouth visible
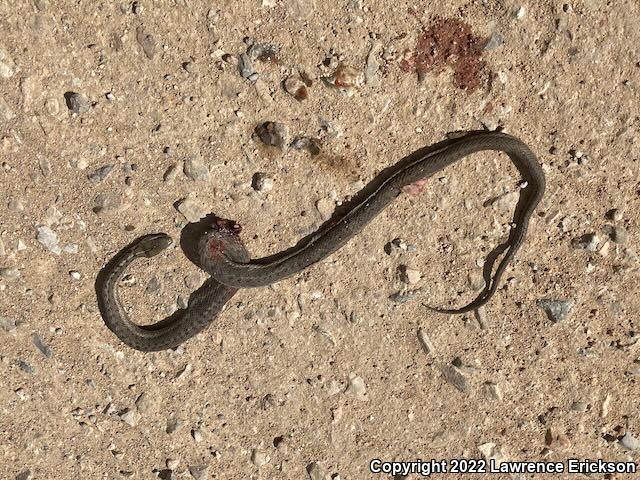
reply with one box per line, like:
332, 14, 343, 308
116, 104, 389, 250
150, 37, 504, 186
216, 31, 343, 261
209, 216, 242, 236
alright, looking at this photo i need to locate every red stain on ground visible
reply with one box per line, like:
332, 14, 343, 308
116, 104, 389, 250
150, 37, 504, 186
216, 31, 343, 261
400, 17, 488, 91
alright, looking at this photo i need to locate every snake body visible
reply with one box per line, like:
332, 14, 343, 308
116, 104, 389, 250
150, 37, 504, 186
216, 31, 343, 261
96, 131, 545, 352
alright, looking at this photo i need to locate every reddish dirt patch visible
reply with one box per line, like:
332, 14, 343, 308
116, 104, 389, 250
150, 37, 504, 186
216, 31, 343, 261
400, 17, 488, 91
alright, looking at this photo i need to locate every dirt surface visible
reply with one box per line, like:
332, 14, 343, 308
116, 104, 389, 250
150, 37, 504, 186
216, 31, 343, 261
1, 0, 640, 479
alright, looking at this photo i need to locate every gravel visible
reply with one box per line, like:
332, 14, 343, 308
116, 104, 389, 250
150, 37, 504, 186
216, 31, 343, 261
417, 328, 435, 355
36, 226, 61, 254
87, 165, 114, 183
316, 197, 335, 220
175, 197, 207, 222
32, 333, 53, 358
238, 53, 256, 80
0, 267, 20, 281
484, 32, 504, 50
189, 465, 209, 480
620, 432, 640, 450
440, 365, 470, 393
254, 121, 288, 148
183, 154, 210, 181
64, 92, 90, 113
250, 449, 268, 467
571, 233, 599, 251
345, 373, 367, 399
306, 462, 327, 480
251, 172, 274, 192
136, 26, 156, 59
603, 224, 627, 244
537, 298, 573, 322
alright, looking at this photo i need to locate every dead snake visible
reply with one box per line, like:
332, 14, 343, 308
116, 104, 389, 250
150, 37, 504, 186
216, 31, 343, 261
95, 131, 545, 351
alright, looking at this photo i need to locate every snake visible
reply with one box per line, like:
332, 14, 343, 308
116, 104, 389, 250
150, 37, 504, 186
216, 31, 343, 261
95, 130, 545, 352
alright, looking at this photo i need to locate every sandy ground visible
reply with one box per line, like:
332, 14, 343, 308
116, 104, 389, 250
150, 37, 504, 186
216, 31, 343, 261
1, 0, 640, 479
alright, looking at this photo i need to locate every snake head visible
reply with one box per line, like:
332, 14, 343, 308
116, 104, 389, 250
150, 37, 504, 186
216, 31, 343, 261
136, 233, 173, 258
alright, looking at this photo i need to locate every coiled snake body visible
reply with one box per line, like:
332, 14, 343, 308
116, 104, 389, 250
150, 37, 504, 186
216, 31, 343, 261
96, 131, 545, 352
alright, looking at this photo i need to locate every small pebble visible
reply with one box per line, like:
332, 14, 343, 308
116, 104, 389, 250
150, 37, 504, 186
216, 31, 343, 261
15, 470, 32, 480
0, 95, 15, 120
440, 365, 469, 393
166, 459, 180, 470
45, 98, 59, 115
32, 333, 53, 358
43, 205, 62, 226
17, 240, 28, 252
145, 276, 161, 294
284, 75, 308, 100
399, 266, 421, 284
0, 267, 20, 281
325, 64, 361, 95
571, 233, 599, 251
346, 373, 367, 399
569, 401, 587, 412
483, 32, 505, 50
601, 394, 611, 418
119, 408, 139, 427
0, 47, 15, 78
64, 92, 90, 114
620, 432, 640, 451
184, 273, 204, 290
36, 225, 61, 254
545, 427, 571, 450
316, 197, 335, 221
87, 165, 114, 183
135, 391, 158, 414
537, 298, 573, 322
189, 465, 209, 480
251, 172, 274, 192
17, 360, 34, 374
136, 26, 156, 59
191, 428, 203, 442
183, 155, 210, 181
38, 157, 52, 177
291, 136, 321, 156
8, 198, 24, 211
0, 316, 17, 332
306, 462, 327, 480
163, 163, 180, 183
417, 328, 435, 355
238, 53, 256, 80
251, 449, 268, 467
175, 197, 207, 223
248, 42, 279, 62
603, 225, 627, 244
478, 443, 506, 466
483, 382, 502, 401
69, 271, 81, 280
606, 208, 623, 221
93, 193, 127, 215
467, 271, 486, 291
156, 470, 175, 480
364, 42, 382, 85
254, 121, 288, 148
166, 417, 181, 434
